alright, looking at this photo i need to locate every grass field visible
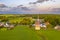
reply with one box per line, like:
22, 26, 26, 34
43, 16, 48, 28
0, 25, 60, 40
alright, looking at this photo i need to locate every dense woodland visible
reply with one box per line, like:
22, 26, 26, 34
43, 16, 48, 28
0, 14, 60, 27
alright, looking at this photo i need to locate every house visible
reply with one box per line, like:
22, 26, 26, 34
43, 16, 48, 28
0, 22, 15, 30
54, 25, 60, 30
40, 23, 46, 28
4, 22, 15, 30
0, 22, 4, 27
4, 22, 10, 28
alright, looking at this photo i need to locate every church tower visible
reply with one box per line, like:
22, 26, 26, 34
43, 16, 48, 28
35, 16, 40, 30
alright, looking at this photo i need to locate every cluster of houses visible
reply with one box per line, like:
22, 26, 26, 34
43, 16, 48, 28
0, 22, 15, 30
0, 17, 60, 31
33, 18, 60, 30
32, 18, 49, 30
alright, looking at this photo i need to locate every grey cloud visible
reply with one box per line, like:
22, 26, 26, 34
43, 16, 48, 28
29, 0, 52, 4
0, 3, 11, 11
51, 8, 60, 12
36, 0, 49, 3
17, 5, 31, 11
29, 2, 37, 4
0, 4, 7, 8
17, 5, 23, 7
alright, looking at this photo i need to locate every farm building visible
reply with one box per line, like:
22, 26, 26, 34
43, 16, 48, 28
54, 25, 60, 30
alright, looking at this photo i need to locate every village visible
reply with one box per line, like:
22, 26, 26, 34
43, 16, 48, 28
0, 17, 60, 31
0, 22, 15, 30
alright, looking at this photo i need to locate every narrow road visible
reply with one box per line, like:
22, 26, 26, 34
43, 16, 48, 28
29, 27, 48, 40
35, 31, 48, 40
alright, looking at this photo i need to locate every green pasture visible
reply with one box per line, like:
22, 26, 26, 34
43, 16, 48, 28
0, 25, 60, 40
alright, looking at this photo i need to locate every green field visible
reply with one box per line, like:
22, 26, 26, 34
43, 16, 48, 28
0, 25, 60, 40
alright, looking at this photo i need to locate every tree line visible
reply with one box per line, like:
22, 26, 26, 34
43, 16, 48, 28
0, 14, 60, 27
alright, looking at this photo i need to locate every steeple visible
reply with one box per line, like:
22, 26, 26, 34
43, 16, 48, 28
35, 16, 40, 30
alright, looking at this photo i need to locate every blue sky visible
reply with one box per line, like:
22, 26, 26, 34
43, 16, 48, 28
0, 0, 37, 7
0, 0, 60, 8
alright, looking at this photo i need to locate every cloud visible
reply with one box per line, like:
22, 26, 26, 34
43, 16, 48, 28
0, 7, 60, 14
20, 7, 30, 11
17, 5, 23, 7
29, 2, 37, 4
0, 3, 11, 11
0, 3, 7, 8
51, 8, 60, 13
29, 0, 52, 4
37, 0, 49, 3
0, 2, 60, 14
17, 5, 31, 11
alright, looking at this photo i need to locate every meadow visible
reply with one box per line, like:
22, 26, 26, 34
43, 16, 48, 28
0, 25, 60, 40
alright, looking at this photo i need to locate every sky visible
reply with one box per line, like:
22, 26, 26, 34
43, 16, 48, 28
0, 0, 60, 8
0, 0, 37, 7
0, 0, 60, 14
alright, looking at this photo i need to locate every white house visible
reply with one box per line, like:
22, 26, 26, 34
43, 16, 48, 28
54, 25, 60, 30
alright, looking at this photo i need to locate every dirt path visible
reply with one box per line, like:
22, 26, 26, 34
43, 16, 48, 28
35, 31, 48, 40
29, 27, 48, 40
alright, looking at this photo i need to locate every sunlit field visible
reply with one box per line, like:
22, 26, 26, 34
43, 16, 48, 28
0, 25, 60, 40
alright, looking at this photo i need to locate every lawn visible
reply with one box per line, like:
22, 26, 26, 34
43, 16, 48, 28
0, 25, 60, 40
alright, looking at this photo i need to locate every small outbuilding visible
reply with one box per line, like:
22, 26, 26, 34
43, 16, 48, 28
54, 25, 60, 30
